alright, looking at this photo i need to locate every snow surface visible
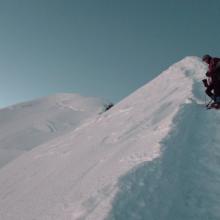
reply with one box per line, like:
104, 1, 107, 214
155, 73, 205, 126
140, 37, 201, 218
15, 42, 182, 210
0, 93, 108, 168
0, 57, 218, 220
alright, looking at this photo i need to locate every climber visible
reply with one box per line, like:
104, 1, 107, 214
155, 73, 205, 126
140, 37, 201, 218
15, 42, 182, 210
202, 54, 220, 106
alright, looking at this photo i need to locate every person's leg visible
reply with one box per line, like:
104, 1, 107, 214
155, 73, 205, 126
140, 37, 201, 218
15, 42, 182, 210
206, 85, 215, 99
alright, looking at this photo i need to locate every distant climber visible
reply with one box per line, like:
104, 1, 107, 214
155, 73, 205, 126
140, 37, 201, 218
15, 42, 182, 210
104, 103, 114, 111
202, 54, 220, 107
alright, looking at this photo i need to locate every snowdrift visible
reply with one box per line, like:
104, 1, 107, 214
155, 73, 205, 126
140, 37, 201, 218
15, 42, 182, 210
0, 57, 218, 220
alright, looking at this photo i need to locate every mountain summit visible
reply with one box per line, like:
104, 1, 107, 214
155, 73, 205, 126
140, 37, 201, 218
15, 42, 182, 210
1, 57, 219, 220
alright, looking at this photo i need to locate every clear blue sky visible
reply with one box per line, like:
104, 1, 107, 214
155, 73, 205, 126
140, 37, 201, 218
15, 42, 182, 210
0, 0, 220, 107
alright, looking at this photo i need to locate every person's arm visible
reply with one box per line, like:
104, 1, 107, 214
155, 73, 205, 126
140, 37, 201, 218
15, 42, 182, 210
209, 59, 216, 74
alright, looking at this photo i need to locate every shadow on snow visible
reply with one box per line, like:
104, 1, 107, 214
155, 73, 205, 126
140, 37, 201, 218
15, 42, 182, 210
106, 82, 220, 220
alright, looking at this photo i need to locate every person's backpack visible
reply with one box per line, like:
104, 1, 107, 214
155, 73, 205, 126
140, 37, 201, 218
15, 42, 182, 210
214, 61, 220, 81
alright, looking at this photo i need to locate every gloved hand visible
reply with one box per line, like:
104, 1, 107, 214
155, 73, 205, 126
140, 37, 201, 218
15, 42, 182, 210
202, 79, 208, 87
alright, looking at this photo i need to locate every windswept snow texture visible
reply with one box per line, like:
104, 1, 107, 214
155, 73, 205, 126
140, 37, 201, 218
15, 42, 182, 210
0, 57, 217, 220
0, 93, 107, 167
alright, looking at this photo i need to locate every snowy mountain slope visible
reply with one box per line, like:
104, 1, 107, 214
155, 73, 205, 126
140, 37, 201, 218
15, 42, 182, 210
0, 93, 108, 168
107, 87, 220, 219
0, 57, 212, 220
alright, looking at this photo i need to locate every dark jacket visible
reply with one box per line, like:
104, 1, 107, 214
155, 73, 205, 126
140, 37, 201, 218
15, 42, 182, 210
206, 57, 220, 77
207, 57, 220, 96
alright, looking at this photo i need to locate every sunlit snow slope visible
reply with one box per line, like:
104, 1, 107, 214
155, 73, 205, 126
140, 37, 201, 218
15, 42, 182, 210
0, 93, 108, 167
0, 57, 217, 220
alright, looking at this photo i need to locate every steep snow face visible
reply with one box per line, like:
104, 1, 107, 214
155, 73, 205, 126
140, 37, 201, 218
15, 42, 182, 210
0, 93, 108, 167
0, 57, 210, 220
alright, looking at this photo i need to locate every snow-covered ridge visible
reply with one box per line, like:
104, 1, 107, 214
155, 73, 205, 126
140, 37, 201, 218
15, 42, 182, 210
0, 57, 212, 220
0, 93, 109, 168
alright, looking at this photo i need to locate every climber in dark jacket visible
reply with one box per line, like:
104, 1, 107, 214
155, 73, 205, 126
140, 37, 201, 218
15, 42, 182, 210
202, 54, 220, 102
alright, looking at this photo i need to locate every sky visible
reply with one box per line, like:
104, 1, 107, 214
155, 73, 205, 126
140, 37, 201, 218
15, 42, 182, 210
0, 0, 220, 107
